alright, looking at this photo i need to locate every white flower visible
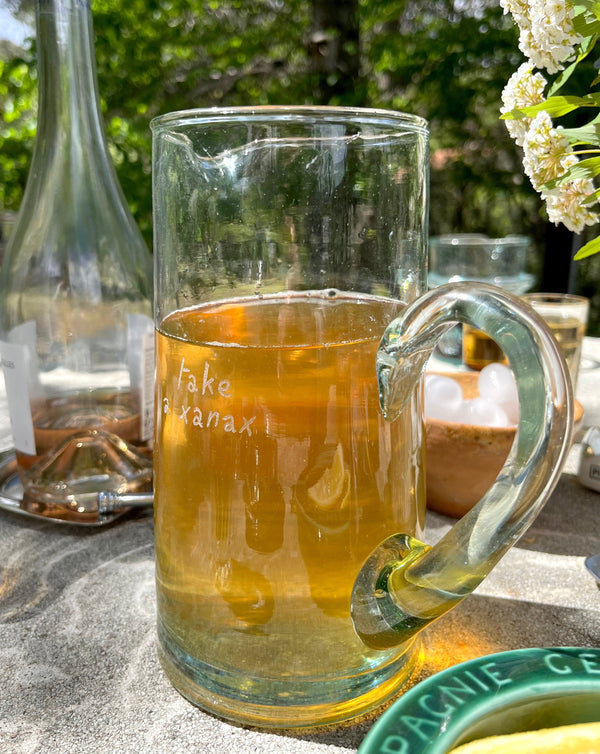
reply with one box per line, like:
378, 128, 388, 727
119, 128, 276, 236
522, 110, 573, 189
503, 0, 600, 241
519, 111, 599, 233
543, 180, 600, 232
501, 0, 582, 73
500, 0, 531, 28
501, 62, 547, 146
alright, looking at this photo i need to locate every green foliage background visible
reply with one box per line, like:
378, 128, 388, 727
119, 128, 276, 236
1, 0, 599, 332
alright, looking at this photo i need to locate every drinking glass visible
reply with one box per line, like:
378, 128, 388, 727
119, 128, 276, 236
429, 234, 534, 293
429, 234, 533, 365
523, 293, 589, 388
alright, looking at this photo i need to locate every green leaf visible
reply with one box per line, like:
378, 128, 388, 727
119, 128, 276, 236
544, 156, 600, 191
561, 116, 600, 146
502, 92, 600, 122
548, 34, 598, 96
573, 12, 600, 37
574, 235, 600, 259
573, 0, 600, 21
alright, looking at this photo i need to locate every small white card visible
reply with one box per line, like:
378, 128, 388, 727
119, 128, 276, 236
140, 329, 155, 442
127, 314, 155, 443
0, 340, 35, 454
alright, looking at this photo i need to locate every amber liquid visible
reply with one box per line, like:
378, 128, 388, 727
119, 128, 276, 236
154, 292, 425, 726
462, 315, 586, 380
15, 389, 151, 521
543, 315, 586, 385
462, 325, 508, 370
16, 389, 142, 470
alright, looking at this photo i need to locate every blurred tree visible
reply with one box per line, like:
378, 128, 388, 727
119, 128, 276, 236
1, 0, 316, 240
1, 0, 595, 331
361, 0, 542, 240
0, 0, 541, 243
308, 0, 363, 104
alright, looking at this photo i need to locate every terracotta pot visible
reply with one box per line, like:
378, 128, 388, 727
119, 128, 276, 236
425, 371, 582, 518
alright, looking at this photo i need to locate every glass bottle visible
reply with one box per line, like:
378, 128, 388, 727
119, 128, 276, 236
0, 0, 154, 521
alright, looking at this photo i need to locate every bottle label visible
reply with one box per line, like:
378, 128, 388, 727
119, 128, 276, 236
0, 340, 35, 455
140, 330, 155, 442
1, 317, 155, 454
127, 314, 155, 443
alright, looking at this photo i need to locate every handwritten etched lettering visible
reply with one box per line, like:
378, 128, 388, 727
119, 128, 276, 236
186, 373, 198, 393
166, 358, 256, 439
177, 357, 190, 389
176, 357, 210, 394
218, 379, 231, 398
239, 416, 255, 436
202, 362, 215, 396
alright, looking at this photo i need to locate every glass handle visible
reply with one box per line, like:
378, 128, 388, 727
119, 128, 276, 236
351, 282, 573, 649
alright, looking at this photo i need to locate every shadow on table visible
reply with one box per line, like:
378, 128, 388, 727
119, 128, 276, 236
276, 464, 600, 748
516, 471, 600, 557
275, 587, 600, 751
0, 508, 154, 624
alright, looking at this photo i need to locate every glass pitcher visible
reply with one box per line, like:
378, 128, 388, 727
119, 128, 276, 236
151, 107, 572, 728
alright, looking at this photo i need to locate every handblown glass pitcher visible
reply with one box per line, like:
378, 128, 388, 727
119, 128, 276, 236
151, 107, 572, 728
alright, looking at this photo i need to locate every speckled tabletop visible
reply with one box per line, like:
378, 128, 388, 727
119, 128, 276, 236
1, 341, 599, 754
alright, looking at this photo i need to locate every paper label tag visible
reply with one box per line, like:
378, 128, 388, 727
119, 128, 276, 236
127, 314, 155, 443
140, 330, 155, 442
0, 340, 35, 454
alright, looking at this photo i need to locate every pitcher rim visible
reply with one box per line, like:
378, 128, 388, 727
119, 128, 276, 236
150, 105, 428, 134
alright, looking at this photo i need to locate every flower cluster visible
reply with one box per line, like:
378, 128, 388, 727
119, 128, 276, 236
501, 0, 600, 256
500, 62, 547, 146
500, 0, 582, 73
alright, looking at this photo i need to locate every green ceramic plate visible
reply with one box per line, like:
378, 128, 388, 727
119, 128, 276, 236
359, 647, 600, 754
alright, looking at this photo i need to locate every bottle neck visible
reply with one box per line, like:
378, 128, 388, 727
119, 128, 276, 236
34, 0, 110, 162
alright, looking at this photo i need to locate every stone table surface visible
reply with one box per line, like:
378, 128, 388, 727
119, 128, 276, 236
1, 341, 599, 754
